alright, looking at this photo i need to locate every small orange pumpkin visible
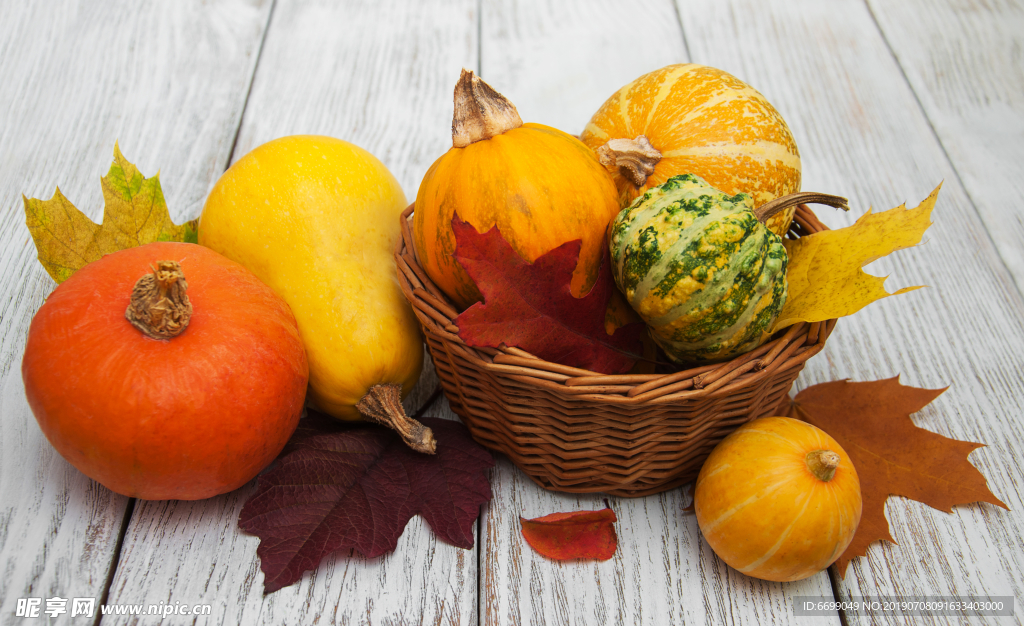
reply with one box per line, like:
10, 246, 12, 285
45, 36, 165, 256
580, 64, 801, 236
414, 70, 621, 310
694, 416, 862, 582
22, 242, 308, 500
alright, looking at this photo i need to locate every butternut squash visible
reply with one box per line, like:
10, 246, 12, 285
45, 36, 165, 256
199, 135, 433, 452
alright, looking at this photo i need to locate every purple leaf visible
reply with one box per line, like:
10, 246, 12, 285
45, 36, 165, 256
238, 415, 493, 593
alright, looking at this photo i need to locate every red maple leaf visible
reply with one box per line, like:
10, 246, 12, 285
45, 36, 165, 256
452, 216, 644, 374
238, 411, 494, 593
520, 507, 618, 560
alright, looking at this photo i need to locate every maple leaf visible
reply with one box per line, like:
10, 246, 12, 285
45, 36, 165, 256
238, 412, 494, 594
452, 216, 645, 374
781, 377, 1007, 577
520, 507, 618, 561
23, 142, 198, 283
771, 184, 940, 331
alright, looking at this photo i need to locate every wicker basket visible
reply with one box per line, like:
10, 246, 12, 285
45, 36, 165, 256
395, 205, 835, 497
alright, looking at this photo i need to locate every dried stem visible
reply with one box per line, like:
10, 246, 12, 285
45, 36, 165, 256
125, 260, 193, 340
805, 449, 841, 482
754, 192, 849, 223
356, 383, 437, 454
452, 69, 523, 148
595, 136, 662, 187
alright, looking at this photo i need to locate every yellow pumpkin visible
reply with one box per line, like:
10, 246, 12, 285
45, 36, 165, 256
414, 70, 621, 310
694, 416, 862, 582
199, 135, 434, 453
580, 64, 801, 236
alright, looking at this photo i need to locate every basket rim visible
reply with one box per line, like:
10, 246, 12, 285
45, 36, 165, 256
395, 203, 836, 406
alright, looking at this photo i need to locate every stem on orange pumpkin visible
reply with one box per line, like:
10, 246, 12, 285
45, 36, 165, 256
356, 383, 437, 454
595, 135, 663, 187
452, 69, 523, 148
125, 260, 193, 340
805, 449, 841, 482
753, 192, 849, 223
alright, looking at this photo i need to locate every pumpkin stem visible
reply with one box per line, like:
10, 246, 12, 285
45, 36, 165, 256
452, 69, 523, 148
595, 136, 662, 187
753, 192, 849, 223
125, 260, 193, 340
805, 449, 841, 482
356, 383, 437, 454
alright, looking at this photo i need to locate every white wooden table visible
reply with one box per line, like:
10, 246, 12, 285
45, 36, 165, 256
2, 1, 1022, 624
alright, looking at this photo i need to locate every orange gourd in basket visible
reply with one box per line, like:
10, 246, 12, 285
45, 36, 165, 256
22, 242, 308, 500
580, 63, 802, 236
694, 416, 862, 582
414, 70, 621, 310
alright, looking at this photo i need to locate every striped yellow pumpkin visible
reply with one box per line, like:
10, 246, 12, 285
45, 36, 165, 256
580, 64, 802, 236
694, 417, 862, 582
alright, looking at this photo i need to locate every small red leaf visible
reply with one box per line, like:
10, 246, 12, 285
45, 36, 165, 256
452, 215, 644, 374
520, 508, 618, 561
238, 412, 494, 593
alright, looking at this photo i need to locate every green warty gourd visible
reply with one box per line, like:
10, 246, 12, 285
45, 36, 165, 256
610, 174, 828, 363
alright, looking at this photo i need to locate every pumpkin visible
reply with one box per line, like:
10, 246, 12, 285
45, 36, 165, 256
21, 242, 308, 500
609, 174, 846, 363
580, 63, 801, 236
414, 70, 621, 310
694, 416, 862, 582
199, 135, 435, 453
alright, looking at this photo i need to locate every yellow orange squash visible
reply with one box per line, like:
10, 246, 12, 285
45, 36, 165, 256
694, 416, 862, 582
200, 136, 434, 453
414, 70, 621, 310
580, 64, 802, 236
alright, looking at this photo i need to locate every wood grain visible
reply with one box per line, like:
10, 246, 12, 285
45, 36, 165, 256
477, 1, 838, 624
675, 0, 1024, 623
480, 0, 687, 136
103, 1, 477, 623
867, 0, 1024, 298
227, 0, 478, 196
0, 0, 271, 618
483, 457, 840, 626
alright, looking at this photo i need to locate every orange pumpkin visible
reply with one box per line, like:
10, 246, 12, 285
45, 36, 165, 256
580, 64, 801, 236
694, 416, 862, 582
22, 242, 308, 500
414, 70, 621, 310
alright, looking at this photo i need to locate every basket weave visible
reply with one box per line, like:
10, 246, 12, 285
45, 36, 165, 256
396, 205, 835, 497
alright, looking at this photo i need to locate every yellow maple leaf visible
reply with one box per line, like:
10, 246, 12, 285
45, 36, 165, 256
23, 143, 198, 284
771, 183, 940, 331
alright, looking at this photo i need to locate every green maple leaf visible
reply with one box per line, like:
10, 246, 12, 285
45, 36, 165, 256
23, 142, 198, 283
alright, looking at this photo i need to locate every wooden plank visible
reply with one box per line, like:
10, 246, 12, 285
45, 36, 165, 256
484, 461, 841, 626
226, 0, 475, 196
104, 1, 477, 623
477, 1, 839, 624
0, 0, 271, 618
479, 0, 686, 136
674, 0, 1024, 623
866, 0, 1024, 298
